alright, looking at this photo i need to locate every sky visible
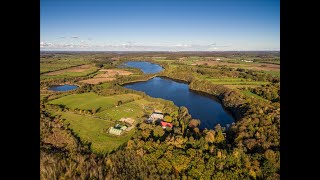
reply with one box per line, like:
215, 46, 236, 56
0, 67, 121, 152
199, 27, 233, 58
40, 0, 280, 51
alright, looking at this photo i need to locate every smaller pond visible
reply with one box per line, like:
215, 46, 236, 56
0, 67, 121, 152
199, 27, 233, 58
124, 61, 163, 74
49, 84, 78, 92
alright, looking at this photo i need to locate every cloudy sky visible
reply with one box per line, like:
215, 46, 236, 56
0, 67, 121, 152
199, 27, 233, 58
40, 0, 280, 51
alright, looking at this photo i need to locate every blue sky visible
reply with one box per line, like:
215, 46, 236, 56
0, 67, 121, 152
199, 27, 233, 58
40, 0, 280, 51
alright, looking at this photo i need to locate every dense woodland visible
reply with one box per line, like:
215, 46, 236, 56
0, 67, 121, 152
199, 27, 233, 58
40, 52, 280, 179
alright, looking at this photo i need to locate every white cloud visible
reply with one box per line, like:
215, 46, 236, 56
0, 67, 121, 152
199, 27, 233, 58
40, 41, 233, 51
40, 41, 53, 48
175, 44, 191, 47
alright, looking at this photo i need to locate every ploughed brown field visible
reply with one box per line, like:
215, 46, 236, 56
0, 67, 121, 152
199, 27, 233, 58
43, 64, 92, 75
97, 69, 133, 76
80, 69, 133, 84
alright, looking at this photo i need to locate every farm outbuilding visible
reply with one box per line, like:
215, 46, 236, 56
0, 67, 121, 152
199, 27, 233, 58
109, 127, 123, 135
119, 117, 135, 125
160, 121, 173, 129
120, 126, 128, 130
149, 111, 164, 122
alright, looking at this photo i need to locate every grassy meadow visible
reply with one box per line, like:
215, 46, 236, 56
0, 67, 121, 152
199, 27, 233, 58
95, 99, 164, 120
46, 92, 167, 154
206, 78, 269, 85
241, 90, 269, 102
50, 110, 135, 154
40, 58, 89, 74
49, 92, 142, 112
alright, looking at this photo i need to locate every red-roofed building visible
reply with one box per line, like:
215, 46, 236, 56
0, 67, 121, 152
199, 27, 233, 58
160, 121, 173, 129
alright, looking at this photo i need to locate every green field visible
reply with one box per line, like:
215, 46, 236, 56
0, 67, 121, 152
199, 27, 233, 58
182, 59, 198, 65
241, 90, 269, 101
96, 82, 112, 89
96, 99, 164, 120
224, 84, 261, 90
263, 70, 280, 77
205, 77, 248, 82
40, 66, 99, 80
258, 61, 280, 65
40, 94, 49, 100
49, 92, 142, 112
96, 100, 144, 120
154, 59, 176, 63
40, 59, 89, 74
53, 111, 135, 154
208, 81, 269, 85
46, 92, 166, 154
205, 78, 269, 85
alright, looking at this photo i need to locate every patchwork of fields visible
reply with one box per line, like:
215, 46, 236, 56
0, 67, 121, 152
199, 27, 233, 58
40, 59, 89, 74
47, 92, 165, 154
41, 54, 279, 155
40, 65, 98, 80
43, 64, 95, 76
164, 58, 280, 76
79, 69, 134, 84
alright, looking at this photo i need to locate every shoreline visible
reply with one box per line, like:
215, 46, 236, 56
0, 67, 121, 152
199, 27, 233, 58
120, 74, 238, 124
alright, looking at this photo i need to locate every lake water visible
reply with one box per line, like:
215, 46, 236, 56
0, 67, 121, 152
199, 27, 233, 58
49, 84, 78, 92
124, 61, 163, 74
124, 77, 234, 129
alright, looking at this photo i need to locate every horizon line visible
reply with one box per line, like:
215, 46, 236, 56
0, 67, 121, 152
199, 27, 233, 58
40, 50, 280, 52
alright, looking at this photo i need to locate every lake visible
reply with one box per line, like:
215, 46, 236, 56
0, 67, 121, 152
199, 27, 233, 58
124, 61, 163, 74
124, 77, 234, 129
49, 84, 78, 92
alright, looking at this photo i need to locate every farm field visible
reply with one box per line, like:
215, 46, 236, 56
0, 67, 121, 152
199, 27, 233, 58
96, 82, 112, 89
40, 65, 98, 81
79, 77, 116, 84
45, 91, 168, 154
48, 92, 142, 112
224, 84, 261, 89
95, 99, 164, 120
206, 78, 269, 85
154, 59, 176, 63
241, 90, 269, 102
43, 64, 95, 75
51, 110, 135, 154
198, 77, 270, 88
264, 70, 280, 77
79, 69, 133, 84
40, 58, 90, 74
192, 60, 279, 71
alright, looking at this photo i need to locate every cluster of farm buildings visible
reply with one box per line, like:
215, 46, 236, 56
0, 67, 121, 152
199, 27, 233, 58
145, 110, 173, 128
108, 117, 135, 135
108, 110, 173, 136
